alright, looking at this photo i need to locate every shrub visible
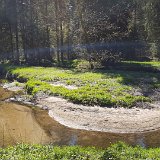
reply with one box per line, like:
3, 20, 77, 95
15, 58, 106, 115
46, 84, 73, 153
71, 59, 92, 71
90, 50, 121, 67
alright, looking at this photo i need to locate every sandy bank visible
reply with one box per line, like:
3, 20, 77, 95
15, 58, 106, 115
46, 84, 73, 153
36, 96, 160, 133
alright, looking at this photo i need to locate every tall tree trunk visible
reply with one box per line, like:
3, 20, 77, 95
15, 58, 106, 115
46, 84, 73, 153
55, 0, 60, 63
60, 20, 64, 63
15, 0, 19, 64
45, 0, 52, 61
9, 23, 14, 60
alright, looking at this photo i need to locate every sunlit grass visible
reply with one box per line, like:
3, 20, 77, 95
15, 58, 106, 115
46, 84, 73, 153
124, 61, 160, 65
8, 65, 160, 107
122, 61, 160, 68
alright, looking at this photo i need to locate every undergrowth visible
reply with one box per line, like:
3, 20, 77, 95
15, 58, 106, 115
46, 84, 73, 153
122, 61, 160, 68
7, 65, 160, 107
120, 61, 160, 73
0, 142, 160, 160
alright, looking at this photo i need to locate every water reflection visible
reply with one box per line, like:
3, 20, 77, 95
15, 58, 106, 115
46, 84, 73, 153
135, 135, 146, 148
69, 135, 78, 146
1, 87, 160, 148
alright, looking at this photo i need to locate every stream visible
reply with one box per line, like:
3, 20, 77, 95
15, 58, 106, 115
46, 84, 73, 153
1, 86, 160, 148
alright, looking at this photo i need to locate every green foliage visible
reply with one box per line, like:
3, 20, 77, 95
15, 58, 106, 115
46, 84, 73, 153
1, 143, 160, 160
26, 78, 150, 107
0, 79, 8, 83
9, 66, 157, 108
123, 61, 160, 67
0, 144, 103, 160
121, 61, 160, 71
71, 59, 92, 71
102, 142, 160, 160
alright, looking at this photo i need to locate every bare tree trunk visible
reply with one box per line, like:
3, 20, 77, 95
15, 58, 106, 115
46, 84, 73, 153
8, 23, 14, 60
45, 0, 52, 61
55, 0, 60, 63
60, 20, 64, 63
15, 0, 19, 64
66, 19, 71, 61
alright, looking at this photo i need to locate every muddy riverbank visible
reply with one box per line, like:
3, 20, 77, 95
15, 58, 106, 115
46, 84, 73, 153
3, 81, 160, 134
0, 86, 150, 148
1, 101, 160, 149
1, 83, 160, 148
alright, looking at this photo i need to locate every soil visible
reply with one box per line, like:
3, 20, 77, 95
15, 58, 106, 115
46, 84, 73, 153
0, 87, 13, 101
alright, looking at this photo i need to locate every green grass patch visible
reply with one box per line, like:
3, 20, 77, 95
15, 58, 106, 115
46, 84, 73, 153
120, 61, 160, 72
102, 142, 160, 160
1, 142, 160, 159
8, 66, 160, 107
122, 61, 160, 68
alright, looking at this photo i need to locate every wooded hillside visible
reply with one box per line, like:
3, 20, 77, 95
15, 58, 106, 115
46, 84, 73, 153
0, 0, 159, 65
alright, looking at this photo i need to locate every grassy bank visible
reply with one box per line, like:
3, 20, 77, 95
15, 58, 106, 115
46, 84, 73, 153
122, 61, 160, 68
117, 61, 160, 72
1, 142, 160, 159
6, 64, 160, 108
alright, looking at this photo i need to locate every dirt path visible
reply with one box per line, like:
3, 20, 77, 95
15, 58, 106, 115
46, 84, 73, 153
36, 96, 160, 133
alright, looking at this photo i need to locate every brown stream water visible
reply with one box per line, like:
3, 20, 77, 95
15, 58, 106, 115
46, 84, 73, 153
0, 87, 160, 148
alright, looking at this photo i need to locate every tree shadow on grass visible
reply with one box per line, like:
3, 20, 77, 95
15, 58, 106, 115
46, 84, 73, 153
92, 68, 160, 99
2, 63, 160, 103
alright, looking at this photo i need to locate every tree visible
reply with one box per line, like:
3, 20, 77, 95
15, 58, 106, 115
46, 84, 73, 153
0, 0, 159, 65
